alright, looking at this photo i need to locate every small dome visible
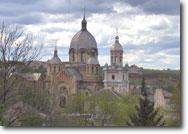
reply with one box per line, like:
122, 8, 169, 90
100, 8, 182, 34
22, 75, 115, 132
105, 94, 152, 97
111, 36, 123, 51
47, 56, 61, 64
87, 57, 99, 65
47, 48, 62, 64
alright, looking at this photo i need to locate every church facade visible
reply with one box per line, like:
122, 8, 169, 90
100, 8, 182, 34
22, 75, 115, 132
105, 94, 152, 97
45, 13, 132, 111
46, 14, 103, 110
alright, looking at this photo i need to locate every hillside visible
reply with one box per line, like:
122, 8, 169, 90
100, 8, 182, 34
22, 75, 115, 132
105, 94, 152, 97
129, 69, 180, 91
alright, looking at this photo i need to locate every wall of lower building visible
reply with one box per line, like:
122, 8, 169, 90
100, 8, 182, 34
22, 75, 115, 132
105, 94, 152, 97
103, 68, 129, 92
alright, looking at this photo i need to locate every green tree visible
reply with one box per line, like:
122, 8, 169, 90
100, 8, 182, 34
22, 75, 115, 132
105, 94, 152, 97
21, 87, 51, 114
127, 76, 165, 126
0, 104, 5, 125
19, 111, 46, 127
65, 91, 87, 114
63, 91, 90, 126
95, 91, 118, 126
166, 81, 181, 126
111, 92, 138, 126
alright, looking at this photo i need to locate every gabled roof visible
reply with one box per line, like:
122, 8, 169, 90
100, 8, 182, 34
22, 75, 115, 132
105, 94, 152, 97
66, 67, 83, 81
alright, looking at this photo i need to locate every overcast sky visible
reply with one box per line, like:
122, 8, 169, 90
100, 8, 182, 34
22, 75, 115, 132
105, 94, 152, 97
0, 0, 180, 69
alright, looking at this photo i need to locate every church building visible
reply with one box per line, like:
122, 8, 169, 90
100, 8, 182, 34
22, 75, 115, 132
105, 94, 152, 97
46, 14, 103, 110
103, 35, 129, 92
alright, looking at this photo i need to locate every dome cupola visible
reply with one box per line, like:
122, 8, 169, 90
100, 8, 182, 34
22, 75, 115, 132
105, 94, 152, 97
70, 15, 97, 50
69, 10, 98, 64
111, 36, 123, 51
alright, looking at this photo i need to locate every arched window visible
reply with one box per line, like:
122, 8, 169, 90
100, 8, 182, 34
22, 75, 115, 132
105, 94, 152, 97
112, 74, 115, 80
81, 51, 84, 62
72, 51, 75, 62
96, 66, 98, 74
54, 66, 56, 72
92, 66, 94, 73
59, 95, 66, 108
120, 57, 122, 63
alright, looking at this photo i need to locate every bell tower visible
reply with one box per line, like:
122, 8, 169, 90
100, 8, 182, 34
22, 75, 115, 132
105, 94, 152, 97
110, 32, 123, 66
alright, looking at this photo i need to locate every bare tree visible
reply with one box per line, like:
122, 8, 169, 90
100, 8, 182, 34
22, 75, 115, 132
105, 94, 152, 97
0, 22, 42, 106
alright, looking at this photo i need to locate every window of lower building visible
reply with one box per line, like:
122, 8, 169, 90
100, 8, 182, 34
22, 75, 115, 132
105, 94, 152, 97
96, 66, 98, 74
81, 52, 84, 62
54, 66, 56, 72
92, 66, 94, 73
59, 96, 66, 108
112, 74, 115, 80
72, 54, 75, 61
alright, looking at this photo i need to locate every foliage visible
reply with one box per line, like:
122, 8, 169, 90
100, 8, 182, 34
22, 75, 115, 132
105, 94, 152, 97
165, 81, 181, 126
19, 111, 46, 127
111, 93, 138, 126
85, 90, 138, 126
92, 91, 119, 126
61, 91, 92, 126
64, 90, 138, 126
127, 76, 165, 126
0, 104, 5, 126
65, 91, 88, 114
21, 88, 51, 114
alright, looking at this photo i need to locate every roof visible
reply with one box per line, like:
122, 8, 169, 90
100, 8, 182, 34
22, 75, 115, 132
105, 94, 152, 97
47, 56, 62, 64
87, 57, 99, 65
18, 73, 41, 81
111, 36, 123, 51
47, 49, 62, 64
67, 67, 83, 81
70, 16, 97, 50
70, 30, 97, 50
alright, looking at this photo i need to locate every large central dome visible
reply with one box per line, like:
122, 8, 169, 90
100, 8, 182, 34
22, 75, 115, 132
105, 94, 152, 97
70, 30, 97, 50
70, 15, 97, 50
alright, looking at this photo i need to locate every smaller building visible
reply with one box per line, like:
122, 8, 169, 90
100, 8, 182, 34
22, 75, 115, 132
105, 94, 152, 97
103, 35, 129, 92
128, 64, 143, 75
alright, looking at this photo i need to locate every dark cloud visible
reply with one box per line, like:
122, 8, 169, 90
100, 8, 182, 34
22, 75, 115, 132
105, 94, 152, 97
125, 37, 180, 55
15, 13, 45, 25
0, 0, 115, 19
0, 0, 180, 25
0, 13, 45, 25
124, 0, 180, 15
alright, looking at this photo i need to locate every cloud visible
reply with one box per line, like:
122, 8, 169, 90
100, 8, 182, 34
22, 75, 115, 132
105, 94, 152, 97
125, 37, 180, 54
0, 0, 180, 69
124, 0, 180, 15
0, 0, 180, 23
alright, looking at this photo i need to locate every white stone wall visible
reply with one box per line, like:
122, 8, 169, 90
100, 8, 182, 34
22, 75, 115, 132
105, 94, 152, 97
103, 66, 129, 92
154, 88, 166, 109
